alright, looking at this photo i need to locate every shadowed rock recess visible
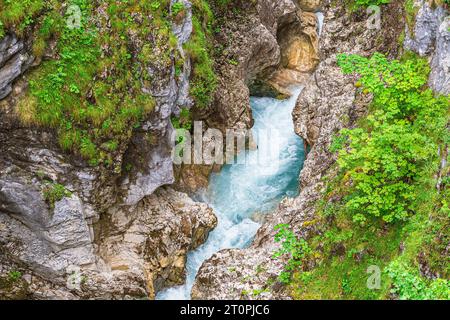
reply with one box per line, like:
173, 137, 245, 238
1, 0, 449, 300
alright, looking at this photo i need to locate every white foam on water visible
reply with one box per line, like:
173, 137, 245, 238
156, 87, 306, 300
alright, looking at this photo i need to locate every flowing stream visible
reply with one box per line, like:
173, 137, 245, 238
157, 11, 324, 301
157, 87, 306, 300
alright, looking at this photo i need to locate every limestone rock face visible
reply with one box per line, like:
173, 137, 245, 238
191, 0, 408, 300
280, 12, 319, 73
0, 183, 216, 299
176, 0, 301, 191
269, 9, 320, 96
0, 35, 34, 99
0, 1, 218, 300
195, 0, 322, 131
96, 187, 217, 299
404, 0, 450, 95
119, 0, 194, 206
430, 17, 450, 95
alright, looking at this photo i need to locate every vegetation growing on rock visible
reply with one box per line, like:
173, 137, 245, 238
349, 0, 390, 9
42, 182, 72, 209
334, 52, 448, 224
275, 52, 450, 300
1, 0, 218, 168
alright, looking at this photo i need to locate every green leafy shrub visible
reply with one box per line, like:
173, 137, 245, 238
172, 107, 192, 131
42, 183, 72, 209
386, 261, 450, 300
8, 270, 22, 282
171, 2, 185, 16
334, 53, 449, 223
273, 224, 312, 284
278, 52, 449, 300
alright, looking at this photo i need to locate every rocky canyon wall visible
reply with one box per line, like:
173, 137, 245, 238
191, 0, 449, 300
0, 0, 323, 299
0, 0, 216, 299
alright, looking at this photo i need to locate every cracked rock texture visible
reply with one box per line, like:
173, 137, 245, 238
404, 0, 450, 95
0, 1, 217, 300
0, 34, 34, 99
176, 0, 322, 192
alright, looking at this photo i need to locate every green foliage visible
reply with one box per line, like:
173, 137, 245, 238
42, 183, 72, 209
285, 52, 449, 300
0, 0, 46, 35
334, 53, 449, 223
348, 0, 390, 9
8, 270, 22, 282
186, 0, 217, 109
16, 0, 167, 167
273, 224, 312, 284
171, 1, 185, 16
386, 261, 450, 300
171, 107, 192, 131
4, 0, 216, 166
0, 20, 4, 38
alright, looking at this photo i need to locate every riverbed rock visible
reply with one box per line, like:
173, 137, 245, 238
0, 183, 216, 300
96, 187, 217, 299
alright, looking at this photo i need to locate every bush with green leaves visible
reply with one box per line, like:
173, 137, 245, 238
332, 53, 449, 224
172, 2, 185, 15
8, 270, 22, 282
386, 261, 450, 300
349, 0, 390, 9
273, 224, 312, 284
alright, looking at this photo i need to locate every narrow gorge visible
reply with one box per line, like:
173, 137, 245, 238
0, 0, 449, 301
